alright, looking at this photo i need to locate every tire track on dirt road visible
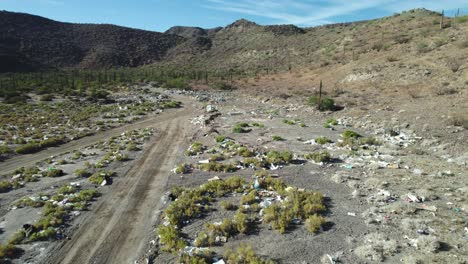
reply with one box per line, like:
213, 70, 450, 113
0, 105, 191, 175
46, 114, 189, 264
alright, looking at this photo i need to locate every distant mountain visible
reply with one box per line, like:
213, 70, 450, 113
0, 8, 460, 73
0, 11, 183, 72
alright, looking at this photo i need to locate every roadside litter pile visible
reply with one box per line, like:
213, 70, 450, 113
156, 175, 327, 263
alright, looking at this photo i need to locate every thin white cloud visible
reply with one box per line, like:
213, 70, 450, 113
203, 0, 468, 26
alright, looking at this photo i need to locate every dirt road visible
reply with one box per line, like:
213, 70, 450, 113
0, 105, 191, 176
45, 113, 190, 264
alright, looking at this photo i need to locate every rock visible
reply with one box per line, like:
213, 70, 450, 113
206, 105, 216, 113
413, 169, 424, 176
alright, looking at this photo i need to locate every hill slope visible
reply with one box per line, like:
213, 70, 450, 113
0, 11, 184, 72
0, 9, 467, 73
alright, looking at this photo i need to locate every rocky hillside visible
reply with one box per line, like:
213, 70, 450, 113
0, 11, 184, 72
0, 9, 467, 73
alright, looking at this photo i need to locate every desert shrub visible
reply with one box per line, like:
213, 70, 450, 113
0, 145, 11, 155
455, 15, 468, 24
212, 82, 236, 91
72, 151, 83, 160
14, 197, 44, 208
304, 151, 331, 163
271, 135, 285, 141
0, 181, 12, 193
416, 41, 429, 53
160, 101, 182, 109
242, 158, 266, 168
126, 142, 139, 151
265, 151, 293, 165
224, 176, 247, 192
175, 164, 190, 174
163, 78, 190, 89
165, 189, 210, 226
15, 142, 41, 154
264, 203, 292, 234
315, 137, 332, 145
220, 201, 237, 211
233, 211, 249, 233
179, 252, 211, 264
251, 122, 264, 127
8, 230, 25, 245
157, 225, 187, 253
215, 135, 227, 143
75, 169, 91, 178
283, 119, 295, 125
46, 169, 63, 178
194, 231, 209, 247
40, 94, 54, 101
209, 154, 225, 162
199, 162, 237, 173
324, 118, 338, 128
233, 123, 251, 133
29, 227, 56, 241
237, 147, 254, 157
241, 190, 258, 205
88, 171, 113, 185
185, 142, 204, 156
342, 130, 361, 139
0, 243, 22, 259
262, 177, 287, 193
305, 214, 326, 233
205, 218, 236, 238
308, 96, 336, 111
39, 136, 64, 148
224, 244, 274, 264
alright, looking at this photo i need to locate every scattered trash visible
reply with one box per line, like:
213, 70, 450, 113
347, 212, 356, 217
208, 176, 221, 182
407, 193, 421, 203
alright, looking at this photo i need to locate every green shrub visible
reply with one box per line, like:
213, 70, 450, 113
39, 136, 64, 148
224, 244, 274, 264
163, 78, 190, 89
233, 211, 249, 234
8, 230, 25, 245
0, 181, 12, 193
126, 142, 139, 151
455, 15, 468, 24
266, 151, 293, 165
185, 142, 204, 156
15, 142, 41, 154
342, 130, 361, 139
325, 118, 338, 126
0, 145, 11, 155
358, 137, 381, 146
157, 225, 187, 252
237, 147, 254, 157
305, 214, 326, 233
251, 122, 264, 127
212, 82, 236, 91
215, 135, 227, 143
75, 169, 91, 177
209, 154, 225, 162
160, 101, 182, 109
89, 171, 110, 185
29, 227, 56, 241
272, 135, 285, 141
315, 137, 332, 145
46, 169, 63, 178
199, 162, 237, 173
264, 203, 292, 234
241, 190, 257, 205
233, 123, 251, 133
0, 243, 21, 259
304, 151, 331, 163
283, 119, 295, 125
175, 164, 189, 174
308, 96, 336, 111
40, 94, 54, 101
14, 197, 44, 208
220, 201, 237, 211
242, 158, 266, 168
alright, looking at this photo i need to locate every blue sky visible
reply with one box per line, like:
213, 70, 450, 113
1, 0, 467, 32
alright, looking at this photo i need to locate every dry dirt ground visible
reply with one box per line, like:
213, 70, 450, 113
1, 83, 467, 264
